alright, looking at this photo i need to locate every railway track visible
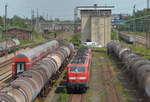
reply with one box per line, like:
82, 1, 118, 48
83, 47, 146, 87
0, 59, 12, 85
0, 42, 50, 85
0, 59, 12, 68
67, 94, 85, 102
0, 48, 31, 85
135, 35, 146, 46
101, 61, 122, 102
119, 32, 146, 46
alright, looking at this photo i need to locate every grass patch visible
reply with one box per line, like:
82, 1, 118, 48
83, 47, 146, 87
87, 46, 139, 102
122, 42, 150, 60
111, 30, 118, 40
19, 31, 47, 47
91, 47, 107, 58
86, 48, 107, 102
130, 46, 150, 60
122, 31, 145, 36
91, 47, 106, 51
114, 79, 129, 101
99, 92, 105, 102
47, 31, 67, 39
69, 33, 81, 47
58, 88, 68, 102
0, 30, 47, 47
108, 55, 134, 102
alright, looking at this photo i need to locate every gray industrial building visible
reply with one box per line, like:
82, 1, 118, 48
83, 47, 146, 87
78, 5, 113, 47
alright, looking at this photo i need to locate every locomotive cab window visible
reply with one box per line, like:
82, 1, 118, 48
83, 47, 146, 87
16, 62, 25, 74
70, 66, 85, 73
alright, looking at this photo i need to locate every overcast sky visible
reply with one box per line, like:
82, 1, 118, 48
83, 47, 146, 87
0, 0, 147, 20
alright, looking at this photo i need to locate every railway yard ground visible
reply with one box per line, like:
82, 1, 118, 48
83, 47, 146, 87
0, 31, 78, 101
0, 31, 150, 102
113, 30, 150, 59
119, 31, 146, 47
37, 47, 147, 102
82, 48, 144, 102
0, 0, 150, 101
121, 41, 150, 60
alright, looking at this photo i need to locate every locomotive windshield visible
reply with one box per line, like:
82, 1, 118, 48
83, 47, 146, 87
70, 66, 85, 73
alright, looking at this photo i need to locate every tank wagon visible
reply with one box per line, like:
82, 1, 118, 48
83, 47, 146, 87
119, 32, 135, 44
12, 40, 59, 77
67, 47, 92, 92
0, 42, 74, 102
0, 39, 20, 56
107, 40, 150, 98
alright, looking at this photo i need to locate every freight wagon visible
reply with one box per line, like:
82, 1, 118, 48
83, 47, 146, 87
119, 32, 135, 44
107, 40, 150, 99
12, 40, 59, 77
0, 41, 74, 102
0, 39, 20, 56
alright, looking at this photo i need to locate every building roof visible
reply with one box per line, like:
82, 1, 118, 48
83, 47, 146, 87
77, 5, 114, 10
6, 28, 32, 33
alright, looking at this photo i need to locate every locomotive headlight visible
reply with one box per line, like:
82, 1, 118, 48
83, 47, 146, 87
69, 77, 76, 79
78, 77, 86, 80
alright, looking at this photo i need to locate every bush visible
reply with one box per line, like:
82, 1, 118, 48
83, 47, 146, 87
111, 30, 118, 40
69, 33, 81, 46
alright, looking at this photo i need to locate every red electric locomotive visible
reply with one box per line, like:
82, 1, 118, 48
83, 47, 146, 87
67, 47, 91, 92
12, 40, 59, 77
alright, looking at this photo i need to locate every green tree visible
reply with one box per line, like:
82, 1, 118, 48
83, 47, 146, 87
118, 9, 150, 32
0, 16, 3, 25
39, 16, 46, 21
12, 15, 28, 28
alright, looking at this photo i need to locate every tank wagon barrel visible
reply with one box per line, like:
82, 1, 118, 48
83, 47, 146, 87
0, 42, 74, 102
0, 39, 20, 50
0, 39, 20, 56
107, 40, 150, 98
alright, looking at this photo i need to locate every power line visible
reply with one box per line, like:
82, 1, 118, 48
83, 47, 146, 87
124, 14, 150, 23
